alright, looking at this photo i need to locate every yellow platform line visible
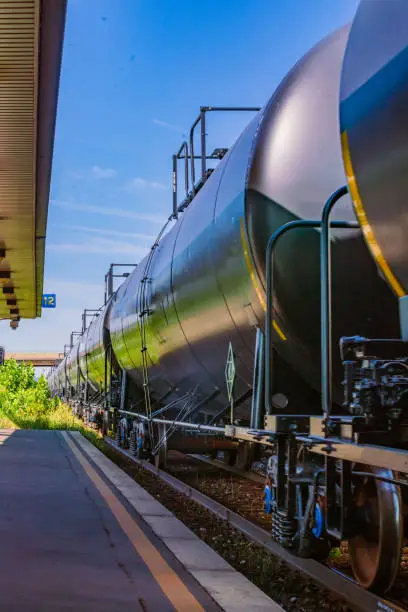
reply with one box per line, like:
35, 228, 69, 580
62, 432, 204, 612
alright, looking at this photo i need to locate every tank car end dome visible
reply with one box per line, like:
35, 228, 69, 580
340, 0, 408, 298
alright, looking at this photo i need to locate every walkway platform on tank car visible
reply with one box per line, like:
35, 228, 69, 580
0, 429, 280, 611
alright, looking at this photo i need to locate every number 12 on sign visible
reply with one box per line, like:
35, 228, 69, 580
42, 294, 56, 308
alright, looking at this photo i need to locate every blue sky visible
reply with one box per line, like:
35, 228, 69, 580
1, 0, 358, 352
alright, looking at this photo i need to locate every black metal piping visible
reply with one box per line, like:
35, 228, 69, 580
172, 154, 177, 219
207, 405, 230, 426
250, 327, 265, 429
152, 388, 220, 421
265, 213, 358, 416
200, 108, 206, 180
104, 343, 109, 412
173, 141, 190, 219
320, 185, 349, 426
206, 388, 252, 426
118, 410, 225, 433
189, 114, 201, 193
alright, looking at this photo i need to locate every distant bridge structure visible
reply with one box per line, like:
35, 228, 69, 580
5, 353, 62, 367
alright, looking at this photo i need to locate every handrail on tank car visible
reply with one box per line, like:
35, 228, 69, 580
189, 106, 261, 197
173, 107, 261, 219
172, 141, 189, 218
320, 184, 349, 429
81, 308, 101, 334
70, 331, 81, 349
265, 187, 356, 431
172, 146, 227, 218
104, 263, 137, 305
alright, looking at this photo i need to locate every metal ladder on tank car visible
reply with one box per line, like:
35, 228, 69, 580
137, 216, 175, 454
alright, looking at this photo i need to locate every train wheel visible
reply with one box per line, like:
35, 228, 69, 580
349, 465, 403, 593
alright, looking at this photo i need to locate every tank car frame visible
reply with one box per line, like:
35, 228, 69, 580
51, 183, 408, 595
122, 185, 408, 594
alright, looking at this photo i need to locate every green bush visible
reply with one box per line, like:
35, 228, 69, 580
0, 359, 60, 421
0, 360, 102, 440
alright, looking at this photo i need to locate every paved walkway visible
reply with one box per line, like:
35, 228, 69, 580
0, 430, 219, 611
0, 429, 281, 611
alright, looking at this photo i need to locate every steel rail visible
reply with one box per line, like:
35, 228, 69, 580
104, 437, 404, 612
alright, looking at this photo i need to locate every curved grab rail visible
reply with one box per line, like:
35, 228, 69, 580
265, 189, 356, 424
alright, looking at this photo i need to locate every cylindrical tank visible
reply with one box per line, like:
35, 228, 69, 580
85, 302, 115, 393
65, 350, 73, 391
340, 0, 408, 297
60, 360, 67, 393
67, 342, 82, 390
110, 26, 399, 419
85, 310, 106, 392
77, 334, 89, 387
56, 358, 67, 395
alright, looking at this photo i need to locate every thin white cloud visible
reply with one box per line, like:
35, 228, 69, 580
47, 237, 149, 257
152, 118, 185, 133
71, 171, 85, 179
45, 278, 102, 292
51, 200, 166, 225
44, 278, 104, 300
59, 224, 156, 242
91, 165, 117, 179
123, 177, 167, 192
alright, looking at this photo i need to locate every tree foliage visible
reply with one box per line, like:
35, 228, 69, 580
0, 359, 59, 419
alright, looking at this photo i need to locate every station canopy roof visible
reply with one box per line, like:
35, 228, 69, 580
0, 0, 66, 322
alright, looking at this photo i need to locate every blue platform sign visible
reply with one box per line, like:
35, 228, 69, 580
42, 294, 56, 308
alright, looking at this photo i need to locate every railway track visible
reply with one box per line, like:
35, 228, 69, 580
103, 437, 407, 612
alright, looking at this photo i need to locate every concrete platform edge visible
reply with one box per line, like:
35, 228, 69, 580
66, 431, 283, 612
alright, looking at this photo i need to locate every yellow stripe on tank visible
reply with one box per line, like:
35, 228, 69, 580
341, 131, 405, 298
239, 218, 287, 341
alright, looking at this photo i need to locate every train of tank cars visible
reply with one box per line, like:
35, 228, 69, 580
49, 0, 408, 596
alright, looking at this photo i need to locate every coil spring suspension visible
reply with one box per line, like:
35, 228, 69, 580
114, 429, 121, 446
271, 508, 297, 547
113, 413, 121, 446
129, 430, 137, 456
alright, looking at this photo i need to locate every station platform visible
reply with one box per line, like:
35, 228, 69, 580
0, 429, 280, 611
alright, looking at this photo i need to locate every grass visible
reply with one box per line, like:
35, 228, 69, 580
0, 412, 15, 428
0, 402, 105, 450
0, 360, 103, 446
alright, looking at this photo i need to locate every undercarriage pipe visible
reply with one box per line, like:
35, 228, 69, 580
118, 410, 225, 433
